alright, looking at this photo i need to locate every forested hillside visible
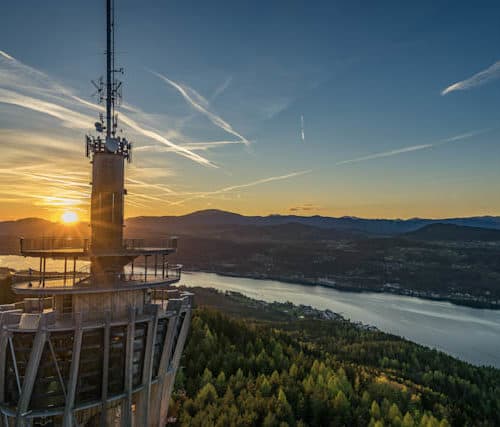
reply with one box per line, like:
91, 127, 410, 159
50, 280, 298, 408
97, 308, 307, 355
169, 289, 500, 426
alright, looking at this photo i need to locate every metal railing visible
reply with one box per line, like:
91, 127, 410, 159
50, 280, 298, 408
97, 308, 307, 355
14, 262, 91, 288
14, 271, 89, 282
16, 265, 182, 289
83, 266, 182, 286
20, 237, 89, 252
19, 237, 178, 253
123, 237, 178, 250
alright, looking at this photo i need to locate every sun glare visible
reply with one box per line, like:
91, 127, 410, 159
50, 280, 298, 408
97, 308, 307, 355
61, 210, 79, 224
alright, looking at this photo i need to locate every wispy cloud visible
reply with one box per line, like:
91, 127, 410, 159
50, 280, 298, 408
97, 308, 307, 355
0, 50, 217, 167
289, 203, 320, 213
149, 70, 250, 146
212, 76, 233, 100
0, 88, 93, 129
441, 61, 500, 95
260, 97, 293, 120
116, 109, 217, 167
135, 140, 245, 153
68, 95, 217, 167
336, 129, 490, 165
169, 170, 311, 207
0, 162, 90, 215
0, 50, 309, 218
0, 49, 240, 217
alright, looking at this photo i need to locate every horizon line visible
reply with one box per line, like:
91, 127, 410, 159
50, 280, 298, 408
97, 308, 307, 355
2, 208, 500, 224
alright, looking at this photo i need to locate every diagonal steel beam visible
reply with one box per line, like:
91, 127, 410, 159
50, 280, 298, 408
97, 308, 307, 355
47, 337, 67, 398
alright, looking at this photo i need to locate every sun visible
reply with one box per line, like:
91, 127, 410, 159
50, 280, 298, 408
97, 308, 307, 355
61, 210, 79, 224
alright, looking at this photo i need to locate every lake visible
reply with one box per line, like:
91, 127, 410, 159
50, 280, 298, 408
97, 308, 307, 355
178, 272, 500, 368
1, 255, 499, 368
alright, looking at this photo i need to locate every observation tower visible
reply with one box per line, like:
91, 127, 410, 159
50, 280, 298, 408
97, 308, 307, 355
0, 1, 192, 426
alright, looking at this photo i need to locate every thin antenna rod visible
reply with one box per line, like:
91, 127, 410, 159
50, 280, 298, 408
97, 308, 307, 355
87, 0, 130, 161
106, 0, 113, 138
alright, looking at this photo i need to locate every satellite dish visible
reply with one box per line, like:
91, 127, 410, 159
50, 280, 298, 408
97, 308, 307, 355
105, 137, 119, 153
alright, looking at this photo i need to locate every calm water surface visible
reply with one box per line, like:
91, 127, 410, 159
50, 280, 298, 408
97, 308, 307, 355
178, 272, 500, 368
1, 256, 499, 368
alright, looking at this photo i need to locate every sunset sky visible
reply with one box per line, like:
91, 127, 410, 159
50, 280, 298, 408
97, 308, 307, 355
1, 0, 500, 221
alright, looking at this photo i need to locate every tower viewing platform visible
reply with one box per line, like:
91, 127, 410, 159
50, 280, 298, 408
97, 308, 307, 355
15, 237, 182, 294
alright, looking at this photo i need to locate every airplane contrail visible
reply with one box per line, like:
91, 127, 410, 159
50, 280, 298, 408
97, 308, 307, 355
441, 60, 500, 95
300, 115, 305, 142
336, 129, 490, 165
169, 170, 311, 206
212, 76, 233, 100
149, 70, 250, 146
0, 50, 14, 61
135, 140, 245, 153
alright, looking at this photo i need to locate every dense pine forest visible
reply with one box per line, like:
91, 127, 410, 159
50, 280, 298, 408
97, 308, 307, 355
169, 288, 500, 426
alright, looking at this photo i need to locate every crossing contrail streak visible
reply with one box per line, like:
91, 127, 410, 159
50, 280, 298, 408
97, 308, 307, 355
149, 70, 250, 146
441, 60, 500, 95
336, 129, 491, 165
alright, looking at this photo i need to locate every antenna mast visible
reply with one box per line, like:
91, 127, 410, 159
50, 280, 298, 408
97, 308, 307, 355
106, 0, 113, 138
86, 0, 130, 160
106, 0, 122, 137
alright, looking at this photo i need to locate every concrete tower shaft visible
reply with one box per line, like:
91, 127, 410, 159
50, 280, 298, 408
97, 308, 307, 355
90, 153, 125, 252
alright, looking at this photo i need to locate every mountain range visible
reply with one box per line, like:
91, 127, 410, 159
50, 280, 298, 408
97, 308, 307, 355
125, 209, 500, 235
2, 209, 500, 240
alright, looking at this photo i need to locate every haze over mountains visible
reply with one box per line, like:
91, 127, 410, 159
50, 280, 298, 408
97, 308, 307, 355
125, 209, 500, 236
2, 209, 500, 241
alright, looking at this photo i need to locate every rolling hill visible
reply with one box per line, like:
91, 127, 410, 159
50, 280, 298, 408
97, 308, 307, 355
404, 223, 500, 242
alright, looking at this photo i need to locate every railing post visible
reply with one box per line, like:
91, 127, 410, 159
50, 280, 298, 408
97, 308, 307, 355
64, 257, 67, 287
154, 254, 158, 277
42, 257, 46, 288
144, 255, 148, 283
39, 257, 42, 287
72, 257, 76, 285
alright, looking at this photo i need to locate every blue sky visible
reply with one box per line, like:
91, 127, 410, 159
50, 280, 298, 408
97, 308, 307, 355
1, 0, 500, 220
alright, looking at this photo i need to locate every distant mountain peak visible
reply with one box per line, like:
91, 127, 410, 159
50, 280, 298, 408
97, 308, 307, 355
186, 209, 243, 217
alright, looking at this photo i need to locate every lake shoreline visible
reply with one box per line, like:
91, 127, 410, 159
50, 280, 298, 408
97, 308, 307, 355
179, 271, 500, 367
184, 268, 500, 311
